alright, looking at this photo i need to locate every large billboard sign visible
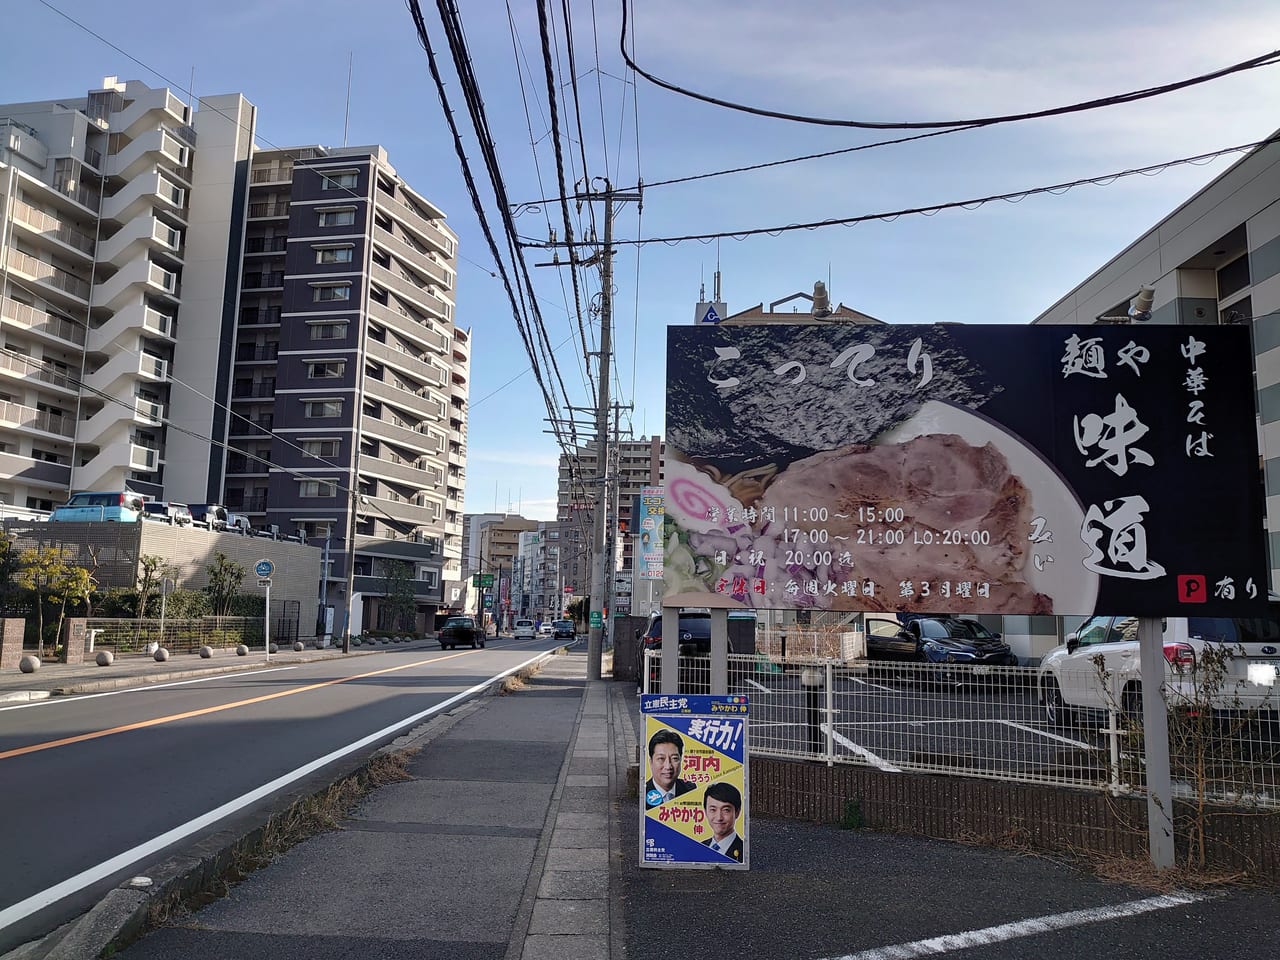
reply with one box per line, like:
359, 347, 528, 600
665, 324, 1267, 617
634, 486, 665, 581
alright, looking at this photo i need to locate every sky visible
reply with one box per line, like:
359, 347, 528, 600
3, 0, 1279, 521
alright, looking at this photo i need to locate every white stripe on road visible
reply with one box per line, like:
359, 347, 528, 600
820, 891, 1213, 960
847, 676, 897, 692
0, 650, 552, 935
745, 678, 772, 694
0, 666, 300, 712
996, 718, 1093, 748
825, 724, 902, 773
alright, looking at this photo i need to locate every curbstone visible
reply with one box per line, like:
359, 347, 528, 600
96, 650, 114, 667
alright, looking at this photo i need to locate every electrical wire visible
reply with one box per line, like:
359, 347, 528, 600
619, 0, 1280, 131
525, 134, 1280, 249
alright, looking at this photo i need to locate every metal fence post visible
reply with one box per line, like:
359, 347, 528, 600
825, 661, 835, 766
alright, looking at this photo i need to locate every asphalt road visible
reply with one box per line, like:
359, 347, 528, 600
0, 636, 560, 954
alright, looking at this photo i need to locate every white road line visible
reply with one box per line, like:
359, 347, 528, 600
0, 650, 552, 934
825, 724, 902, 773
820, 891, 1213, 960
0, 667, 300, 712
997, 718, 1093, 748
745, 678, 772, 694
847, 676, 897, 692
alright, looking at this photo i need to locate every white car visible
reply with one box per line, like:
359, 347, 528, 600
513, 619, 536, 640
1038, 614, 1280, 726
538, 623, 554, 638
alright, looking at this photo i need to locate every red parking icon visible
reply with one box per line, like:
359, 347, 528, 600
1177, 575, 1207, 603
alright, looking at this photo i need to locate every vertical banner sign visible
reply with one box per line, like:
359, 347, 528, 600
640, 694, 749, 870
635, 486, 665, 581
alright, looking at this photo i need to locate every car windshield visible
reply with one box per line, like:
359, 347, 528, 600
921, 618, 996, 640
553, 620, 573, 629
443, 618, 472, 629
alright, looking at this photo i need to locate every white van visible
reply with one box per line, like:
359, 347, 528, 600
513, 618, 536, 640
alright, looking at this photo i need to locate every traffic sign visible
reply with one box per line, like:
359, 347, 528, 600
258, 577, 272, 588
254, 559, 275, 578
589, 610, 602, 628
472, 572, 495, 588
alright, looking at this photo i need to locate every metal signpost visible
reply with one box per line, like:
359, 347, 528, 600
255, 559, 274, 662
663, 323, 1268, 871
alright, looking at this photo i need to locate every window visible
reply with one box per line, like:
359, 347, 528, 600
302, 439, 341, 459
320, 171, 358, 190
309, 321, 348, 340
307, 361, 345, 379
316, 246, 353, 264
313, 283, 351, 302
298, 520, 335, 538
304, 399, 343, 418
318, 208, 355, 227
299, 480, 337, 498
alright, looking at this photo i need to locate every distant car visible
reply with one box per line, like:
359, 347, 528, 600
439, 616, 483, 650
189, 503, 228, 531
1038, 614, 1280, 727
538, 623, 554, 637
143, 501, 193, 525
513, 618, 536, 640
551, 619, 576, 640
226, 513, 253, 535
50, 490, 145, 522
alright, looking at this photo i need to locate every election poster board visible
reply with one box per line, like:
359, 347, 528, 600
665, 324, 1267, 618
640, 694, 749, 870
634, 486, 665, 581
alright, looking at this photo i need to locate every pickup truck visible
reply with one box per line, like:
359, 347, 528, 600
438, 616, 484, 650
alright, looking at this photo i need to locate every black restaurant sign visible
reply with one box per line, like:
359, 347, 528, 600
664, 324, 1267, 617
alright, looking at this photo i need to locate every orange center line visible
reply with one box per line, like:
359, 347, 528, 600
0, 651, 471, 762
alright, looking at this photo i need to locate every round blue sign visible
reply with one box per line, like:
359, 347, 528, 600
254, 559, 274, 577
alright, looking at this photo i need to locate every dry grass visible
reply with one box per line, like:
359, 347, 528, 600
1083, 852, 1255, 892
140, 747, 419, 933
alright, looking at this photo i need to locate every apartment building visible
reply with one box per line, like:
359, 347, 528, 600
468, 513, 537, 626
556, 436, 664, 612
0, 79, 470, 632
0, 78, 251, 509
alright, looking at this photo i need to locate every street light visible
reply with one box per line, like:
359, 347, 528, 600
1097, 285, 1156, 324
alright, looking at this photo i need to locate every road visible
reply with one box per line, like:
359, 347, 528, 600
0, 636, 560, 954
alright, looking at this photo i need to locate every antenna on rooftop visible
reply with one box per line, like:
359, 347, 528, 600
343, 53, 353, 147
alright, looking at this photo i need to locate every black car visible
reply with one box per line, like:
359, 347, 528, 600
551, 619, 576, 640
438, 616, 484, 650
636, 611, 755, 690
864, 616, 1016, 668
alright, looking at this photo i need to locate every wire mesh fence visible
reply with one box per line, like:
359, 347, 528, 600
641, 651, 1280, 809
86, 617, 270, 655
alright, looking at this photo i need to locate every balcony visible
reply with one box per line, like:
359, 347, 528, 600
245, 236, 288, 254
227, 495, 269, 513
239, 306, 282, 327
9, 198, 96, 257
94, 259, 179, 311
373, 225, 453, 289
250, 165, 293, 184
228, 415, 274, 437
0, 351, 77, 394
363, 453, 436, 489
0, 399, 74, 438
365, 337, 447, 389
247, 201, 290, 219
370, 262, 450, 322
232, 381, 276, 399
107, 87, 187, 140
352, 574, 441, 601
96, 213, 182, 264
235, 343, 279, 362
129, 443, 159, 472
134, 396, 165, 423
5, 249, 90, 304
242, 271, 284, 289
226, 454, 268, 475
0, 296, 85, 347
101, 171, 185, 224
105, 127, 190, 181
367, 300, 450, 357
360, 412, 437, 452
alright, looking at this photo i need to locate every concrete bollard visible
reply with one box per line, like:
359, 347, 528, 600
235, 644, 249, 656
154, 647, 169, 662
19, 654, 40, 673
199, 645, 213, 658
293, 641, 304, 652
96, 650, 114, 666
269, 642, 279, 654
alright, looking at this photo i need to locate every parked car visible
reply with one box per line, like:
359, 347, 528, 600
862, 615, 1015, 672
513, 618, 536, 640
143, 501, 193, 525
438, 615, 483, 650
1038, 614, 1280, 727
226, 513, 253, 535
551, 619, 576, 641
636, 610, 756, 691
189, 503, 228, 531
49, 490, 145, 522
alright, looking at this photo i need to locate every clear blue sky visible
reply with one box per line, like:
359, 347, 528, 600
4, 1, 1278, 520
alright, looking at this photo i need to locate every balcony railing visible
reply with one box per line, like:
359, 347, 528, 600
229, 416, 274, 435
11, 199, 96, 255
242, 272, 284, 288
0, 296, 85, 345
0, 352, 76, 391
235, 343, 279, 362
233, 381, 276, 398
0, 399, 74, 437
247, 202, 290, 218
226, 455, 268, 474
245, 236, 288, 253
5, 249, 90, 300
239, 307, 282, 326
250, 166, 293, 184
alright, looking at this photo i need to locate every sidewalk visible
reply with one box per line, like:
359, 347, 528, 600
0, 640, 401, 703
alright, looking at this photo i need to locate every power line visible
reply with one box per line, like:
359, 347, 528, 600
619, 0, 1280, 130
523, 134, 1280, 249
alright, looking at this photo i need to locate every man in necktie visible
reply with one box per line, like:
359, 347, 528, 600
701, 782, 744, 861
644, 729, 697, 808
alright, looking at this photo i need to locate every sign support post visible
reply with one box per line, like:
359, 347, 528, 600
1139, 615, 1174, 868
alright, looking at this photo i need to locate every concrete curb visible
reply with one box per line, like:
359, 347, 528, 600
0, 651, 560, 960
0, 690, 52, 704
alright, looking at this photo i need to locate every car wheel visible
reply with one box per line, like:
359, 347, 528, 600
440, 643, 448, 650
1043, 677, 1074, 727
479, 639, 486, 648
471, 638, 478, 649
